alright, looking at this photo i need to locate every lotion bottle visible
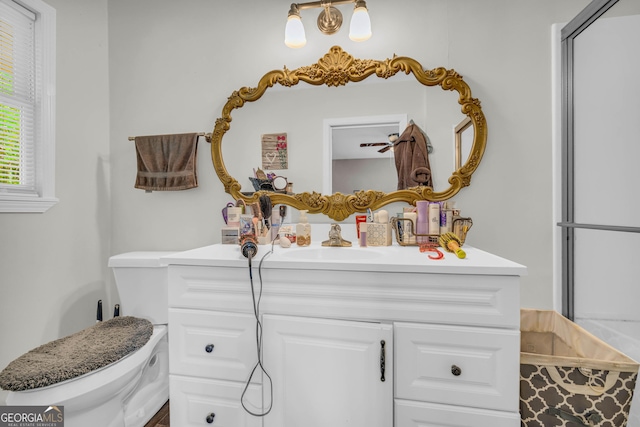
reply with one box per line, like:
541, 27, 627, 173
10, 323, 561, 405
296, 210, 311, 246
428, 202, 440, 235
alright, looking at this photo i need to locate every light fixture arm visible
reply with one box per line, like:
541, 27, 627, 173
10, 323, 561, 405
291, 0, 361, 13
285, 0, 370, 47
287, 3, 301, 17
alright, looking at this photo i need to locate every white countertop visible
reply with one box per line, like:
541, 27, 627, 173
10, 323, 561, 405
162, 241, 527, 276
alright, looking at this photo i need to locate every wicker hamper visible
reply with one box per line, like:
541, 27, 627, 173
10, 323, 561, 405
520, 309, 639, 427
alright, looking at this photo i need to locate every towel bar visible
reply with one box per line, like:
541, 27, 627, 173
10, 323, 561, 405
128, 132, 211, 143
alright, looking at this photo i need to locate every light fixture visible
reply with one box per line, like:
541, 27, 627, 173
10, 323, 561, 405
349, 0, 372, 42
284, 0, 372, 49
285, 5, 307, 48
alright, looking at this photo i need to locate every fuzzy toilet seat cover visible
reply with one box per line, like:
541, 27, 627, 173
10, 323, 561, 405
0, 316, 153, 392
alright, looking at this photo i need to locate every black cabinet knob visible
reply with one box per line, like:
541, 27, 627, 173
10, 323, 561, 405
205, 344, 214, 353
451, 364, 462, 376
206, 412, 215, 423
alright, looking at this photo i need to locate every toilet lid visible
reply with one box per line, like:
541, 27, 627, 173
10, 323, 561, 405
0, 316, 153, 392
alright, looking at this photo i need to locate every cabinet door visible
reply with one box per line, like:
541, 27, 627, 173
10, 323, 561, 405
262, 314, 393, 427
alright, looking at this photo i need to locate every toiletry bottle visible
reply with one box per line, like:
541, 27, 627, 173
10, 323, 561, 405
404, 211, 417, 244
416, 200, 429, 243
296, 210, 311, 246
428, 202, 440, 235
271, 208, 281, 242
359, 223, 368, 247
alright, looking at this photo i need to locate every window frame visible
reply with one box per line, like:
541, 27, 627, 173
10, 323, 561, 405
0, 0, 56, 213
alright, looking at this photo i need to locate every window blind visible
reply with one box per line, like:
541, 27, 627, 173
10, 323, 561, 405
0, 0, 36, 193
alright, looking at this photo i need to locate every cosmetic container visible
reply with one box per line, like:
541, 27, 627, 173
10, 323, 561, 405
279, 225, 296, 244
296, 210, 311, 246
240, 215, 254, 236
396, 213, 404, 241
356, 215, 367, 238
416, 201, 429, 243
359, 223, 367, 247
403, 211, 417, 244
428, 202, 440, 235
222, 227, 240, 244
271, 209, 281, 241
365, 223, 391, 246
227, 207, 242, 227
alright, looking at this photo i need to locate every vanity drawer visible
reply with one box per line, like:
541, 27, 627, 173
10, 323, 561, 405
170, 375, 262, 427
395, 399, 520, 427
169, 266, 250, 311
395, 322, 519, 412
169, 308, 259, 382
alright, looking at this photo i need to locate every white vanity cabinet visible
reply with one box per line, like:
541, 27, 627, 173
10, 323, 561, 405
165, 243, 526, 427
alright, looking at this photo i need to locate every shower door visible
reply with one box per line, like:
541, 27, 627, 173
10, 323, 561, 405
559, 0, 640, 423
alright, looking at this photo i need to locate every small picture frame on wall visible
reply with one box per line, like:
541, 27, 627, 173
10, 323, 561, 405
262, 133, 288, 170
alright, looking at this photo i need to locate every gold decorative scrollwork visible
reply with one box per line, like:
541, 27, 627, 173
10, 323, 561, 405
211, 46, 487, 222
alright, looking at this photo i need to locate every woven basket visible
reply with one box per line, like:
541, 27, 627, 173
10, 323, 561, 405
520, 309, 639, 427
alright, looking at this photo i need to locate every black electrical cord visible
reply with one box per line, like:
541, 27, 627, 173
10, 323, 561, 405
240, 240, 276, 417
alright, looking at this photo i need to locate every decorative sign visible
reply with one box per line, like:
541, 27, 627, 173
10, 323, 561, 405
261, 133, 288, 170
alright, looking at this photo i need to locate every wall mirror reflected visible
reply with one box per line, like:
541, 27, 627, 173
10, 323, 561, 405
212, 46, 487, 221
455, 116, 473, 170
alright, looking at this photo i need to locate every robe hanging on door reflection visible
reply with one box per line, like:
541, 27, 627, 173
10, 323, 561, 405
394, 123, 433, 190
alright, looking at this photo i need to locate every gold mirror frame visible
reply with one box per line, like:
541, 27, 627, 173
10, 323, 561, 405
211, 46, 487, 221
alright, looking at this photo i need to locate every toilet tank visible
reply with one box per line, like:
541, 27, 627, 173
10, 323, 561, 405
108, 252, 175, 325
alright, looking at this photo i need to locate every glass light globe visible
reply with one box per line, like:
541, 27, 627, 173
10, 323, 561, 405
349, 6, 371, 42
285, 15, 307, 48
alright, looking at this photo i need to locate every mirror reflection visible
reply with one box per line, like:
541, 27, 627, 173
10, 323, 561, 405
455, 116, 473, 170
223, 79, 466, 196
327, 116, 405, 195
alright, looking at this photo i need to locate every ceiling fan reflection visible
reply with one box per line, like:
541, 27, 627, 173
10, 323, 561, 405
359, 133, 399, 153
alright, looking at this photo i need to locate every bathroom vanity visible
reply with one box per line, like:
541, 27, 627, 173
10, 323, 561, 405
164, 240, 526, 427
168, 46, 511, 426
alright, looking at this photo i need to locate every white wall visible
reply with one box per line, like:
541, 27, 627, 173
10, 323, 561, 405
0, 0, 591, 382
107, 0, 589, 307
0, 0, 111, 389
333, 158, 397, 194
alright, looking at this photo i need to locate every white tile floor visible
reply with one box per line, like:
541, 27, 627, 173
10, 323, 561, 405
576, 318, 640, 427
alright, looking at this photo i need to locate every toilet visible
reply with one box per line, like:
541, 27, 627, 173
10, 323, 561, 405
3, 251, 174, 427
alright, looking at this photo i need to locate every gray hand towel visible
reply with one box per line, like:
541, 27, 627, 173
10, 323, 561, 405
134, 132, 199, 191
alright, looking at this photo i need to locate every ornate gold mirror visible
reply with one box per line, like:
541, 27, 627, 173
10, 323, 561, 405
211, 46, 486, 221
